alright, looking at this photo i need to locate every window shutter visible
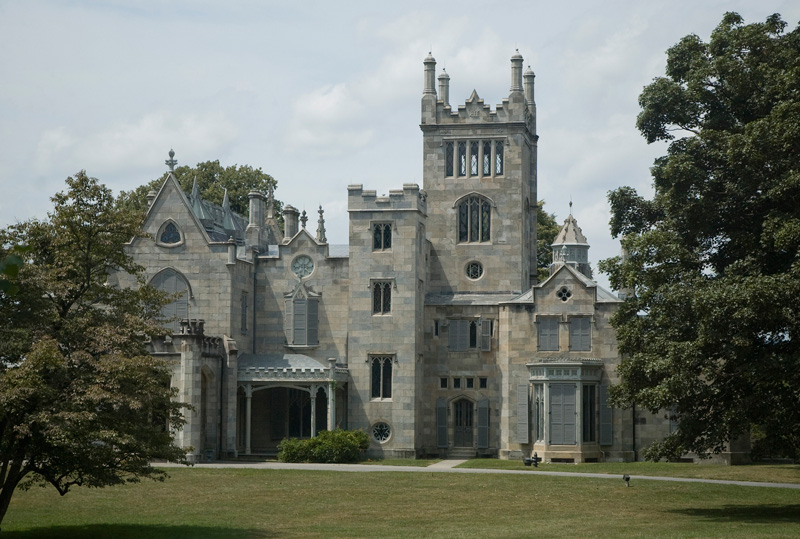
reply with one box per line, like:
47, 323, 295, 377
564, 385, 577, 445
517, 384, 529, 444
481, 319, 492, 351
550, 383, 576, 445
307, 299, 318, 345
449, 320, 468, 351
570, 317, 591, 351
293, 299, 307, 345
538, 318, 558, 351
599, 385, 613, 445
550, 384, 564, 444
477, 399, 489, 449
436, 397, 448, 448
284, 297, 293, 343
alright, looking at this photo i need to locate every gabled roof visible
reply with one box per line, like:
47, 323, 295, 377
502, 263, 622, 305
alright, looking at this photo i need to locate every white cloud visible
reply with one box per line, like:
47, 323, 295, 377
33, 111, 238, 182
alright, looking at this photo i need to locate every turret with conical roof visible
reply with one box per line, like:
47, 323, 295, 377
549, 202, 591, 278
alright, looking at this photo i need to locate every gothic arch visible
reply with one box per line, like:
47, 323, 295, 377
150, 267, 192, 332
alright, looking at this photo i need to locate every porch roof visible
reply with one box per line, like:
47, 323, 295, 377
237, 353, 348, 383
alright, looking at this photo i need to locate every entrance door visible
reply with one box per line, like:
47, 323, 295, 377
453, 399, 474, 447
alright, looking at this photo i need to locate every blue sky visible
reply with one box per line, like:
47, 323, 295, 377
2, 0, 797, 290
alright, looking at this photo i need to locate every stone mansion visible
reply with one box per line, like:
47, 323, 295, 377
113, 52, 739, 464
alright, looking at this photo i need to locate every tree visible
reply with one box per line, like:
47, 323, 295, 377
599, 13, 800, 461
536, 201, 561, 283
0, 172, 187, 528
118, 159, 280, 218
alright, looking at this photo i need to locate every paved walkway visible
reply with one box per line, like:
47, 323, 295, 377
156, 460, 800, 490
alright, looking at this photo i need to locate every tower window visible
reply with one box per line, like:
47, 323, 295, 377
470, 141, 479, 175
445, 142, 454, 177
495, 141, 504, 175
458, 142, 467, 177
458, 195, 491, 243
373, 222, 392, 251
372, 281, 392, 314
371, 356, 393, 399
483, 141, 491, 175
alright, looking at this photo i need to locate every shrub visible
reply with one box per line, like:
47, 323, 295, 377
278, 429, 370, 463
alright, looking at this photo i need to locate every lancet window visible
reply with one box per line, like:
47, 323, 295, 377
458, 195, 491, 243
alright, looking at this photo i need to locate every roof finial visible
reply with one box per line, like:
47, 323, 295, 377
165, 149, 177, 172
300, 209, 308, 229
569, 197, 573, 216
316, 205, 327, 244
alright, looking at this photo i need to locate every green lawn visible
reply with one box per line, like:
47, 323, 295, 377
457, 459, 800, 484
3, 467, 800, 538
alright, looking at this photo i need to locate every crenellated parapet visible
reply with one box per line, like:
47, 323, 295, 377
421, 50, 536, 135
347, 183, 427, 215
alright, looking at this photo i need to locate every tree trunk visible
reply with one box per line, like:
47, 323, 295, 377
0, 462, 26, 531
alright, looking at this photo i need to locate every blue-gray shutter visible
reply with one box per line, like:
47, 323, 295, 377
307, 299, 318, 345
449, 320, 468, 351
570, 317, 591, 351
480, 319, 492, 351
477, 399, 489, 449
293, 298, 307, 345
538, 317, 559, 351
564, 384, 577, 444
550, 384, 564, 444
436, 397, 448, 448
550, 383, 576, 445
599, 385, 613, 445
517, 384, 530, 444
284, 297, 293, 343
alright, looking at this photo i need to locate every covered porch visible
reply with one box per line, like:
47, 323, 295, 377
237, 353, 349, 456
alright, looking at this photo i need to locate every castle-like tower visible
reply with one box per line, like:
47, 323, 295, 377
421, 51, 538, 292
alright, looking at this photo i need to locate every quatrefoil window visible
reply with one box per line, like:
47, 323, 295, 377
556, 287, 572, 302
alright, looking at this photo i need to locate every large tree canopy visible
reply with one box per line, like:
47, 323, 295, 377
118, 160, 278, 218
0, 173, 187, 528
599, 13, 800, 461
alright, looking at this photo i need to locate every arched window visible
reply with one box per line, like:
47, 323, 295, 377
150, 268, 190, 332
458, 195, 491, 243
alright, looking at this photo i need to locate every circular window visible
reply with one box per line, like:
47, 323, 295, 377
556, 286, 572, 302
372, 422, 391, 443
465, 261, 484, 280
291, 255, 314, 278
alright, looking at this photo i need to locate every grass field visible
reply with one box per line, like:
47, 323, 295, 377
457, 459, 800, 483
3, 464, 800, 538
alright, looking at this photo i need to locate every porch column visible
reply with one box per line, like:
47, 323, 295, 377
244, 384, 253, 455
310, 385, 317, 438
327, 358, 337, 431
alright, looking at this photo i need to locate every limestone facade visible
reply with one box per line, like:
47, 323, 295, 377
115, 52, 715, 464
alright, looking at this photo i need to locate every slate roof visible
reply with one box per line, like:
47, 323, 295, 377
552, 214, 589, 246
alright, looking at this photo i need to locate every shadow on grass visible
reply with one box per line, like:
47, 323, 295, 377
1, 524, 276, 538
669, 504, 800, 524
